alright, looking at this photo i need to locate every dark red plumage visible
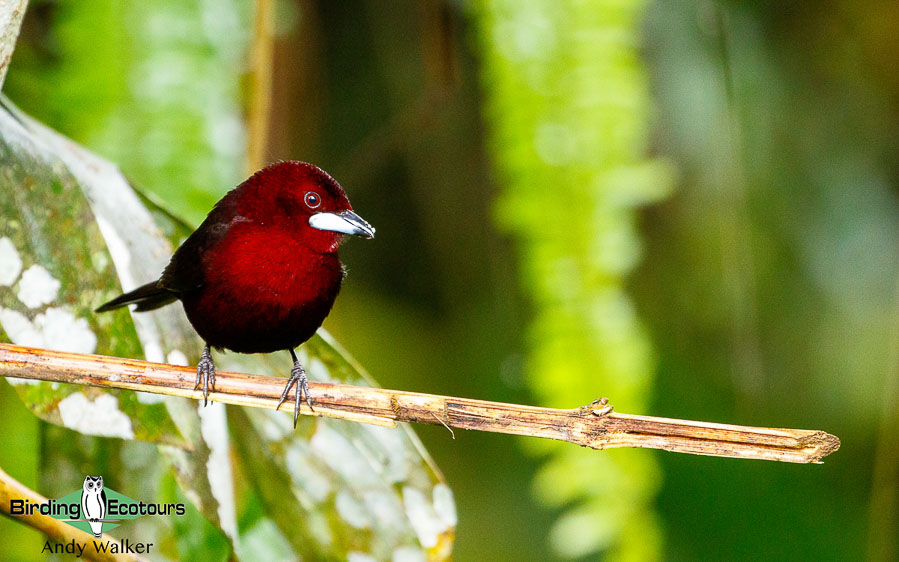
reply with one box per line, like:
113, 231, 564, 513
97, 161, 374, 424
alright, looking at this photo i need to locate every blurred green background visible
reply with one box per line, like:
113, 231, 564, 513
2, 0, 897, 560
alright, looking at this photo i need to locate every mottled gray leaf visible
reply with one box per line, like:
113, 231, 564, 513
0, 96, 238, 554
0, 95, 455, 559
0, 99, 187, 448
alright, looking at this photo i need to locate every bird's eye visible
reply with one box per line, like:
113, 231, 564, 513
304, 192, 321, 209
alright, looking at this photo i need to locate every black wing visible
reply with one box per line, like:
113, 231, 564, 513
158, 191, 246, 294
96, 189, 246, 312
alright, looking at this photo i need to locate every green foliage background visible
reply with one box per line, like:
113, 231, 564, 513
2, 0, 897, 560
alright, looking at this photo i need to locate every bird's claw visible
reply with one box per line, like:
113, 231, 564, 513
194, 345, 215, 406
277, 362, 314, 428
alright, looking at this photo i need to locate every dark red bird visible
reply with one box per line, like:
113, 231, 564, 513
96, 161, 374, 425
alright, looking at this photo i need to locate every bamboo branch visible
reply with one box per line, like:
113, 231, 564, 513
0, 467, 145, 562
0, 343, 839, 463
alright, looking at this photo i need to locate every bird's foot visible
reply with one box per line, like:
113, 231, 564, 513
194, 344, 215, 406
277, 361, 314, 428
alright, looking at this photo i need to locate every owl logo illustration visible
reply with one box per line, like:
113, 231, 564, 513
81, 475, 107, 538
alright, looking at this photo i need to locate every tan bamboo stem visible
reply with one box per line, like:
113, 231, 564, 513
0, 343, 839, 463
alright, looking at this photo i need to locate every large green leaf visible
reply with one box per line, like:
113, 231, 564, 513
0, 94, 237, 556
0, 96, 455, 560
0, 98, 187, 448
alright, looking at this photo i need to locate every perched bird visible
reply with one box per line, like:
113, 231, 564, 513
81, 475, 106, 538
96, 161, 374, 425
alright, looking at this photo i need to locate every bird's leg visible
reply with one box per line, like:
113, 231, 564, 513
277, 348, 314, 427
194, 344, 215, 406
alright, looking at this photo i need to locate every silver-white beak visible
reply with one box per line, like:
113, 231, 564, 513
309, 210, 375, 239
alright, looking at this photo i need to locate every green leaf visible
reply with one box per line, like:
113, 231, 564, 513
0, 96, 455, 558
0, 95, 239, 553
0, 98, 186, 448
226, 338, 456, 560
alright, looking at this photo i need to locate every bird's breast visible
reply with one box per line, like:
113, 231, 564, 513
181, 228, 345, 353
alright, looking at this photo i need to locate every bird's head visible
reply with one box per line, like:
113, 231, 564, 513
237, 161, 375, 253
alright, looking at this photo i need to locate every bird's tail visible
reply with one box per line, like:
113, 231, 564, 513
95, 281, 177, 313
